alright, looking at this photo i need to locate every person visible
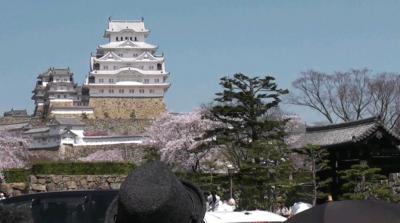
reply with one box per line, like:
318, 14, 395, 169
104, 161, 206, 223
207, 191, 220, 212
0, 193, 6, 201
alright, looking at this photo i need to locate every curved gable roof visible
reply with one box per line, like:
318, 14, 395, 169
288, 117, 400, 149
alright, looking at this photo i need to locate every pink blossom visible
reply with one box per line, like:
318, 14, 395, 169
147, 109, 217, 171
0, 131, 29, 171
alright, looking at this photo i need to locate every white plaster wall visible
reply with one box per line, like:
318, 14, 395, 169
109, 33, 146, 42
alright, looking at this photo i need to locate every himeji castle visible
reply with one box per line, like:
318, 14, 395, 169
84, 18, 170, 119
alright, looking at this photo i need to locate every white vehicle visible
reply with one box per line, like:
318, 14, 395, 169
204, 210, 287, 223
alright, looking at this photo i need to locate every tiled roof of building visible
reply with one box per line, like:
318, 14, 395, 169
0, 122, 29, 131
51, 68, 72, 76
288, 117, 400, 149
38, 67, 71, 77
98, 41, 156, 49
3, 109, 28, 117
107, 20, 148, 33
24, 127, 50, 134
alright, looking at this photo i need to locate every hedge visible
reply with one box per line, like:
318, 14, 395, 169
31, 162, 136, 175
3, 169, 30, 183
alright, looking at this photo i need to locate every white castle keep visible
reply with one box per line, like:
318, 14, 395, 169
84, 18, 170, 119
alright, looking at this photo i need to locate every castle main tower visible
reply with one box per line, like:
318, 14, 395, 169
85, 19, 170, 119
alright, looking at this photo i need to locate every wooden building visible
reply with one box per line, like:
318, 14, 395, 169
289, 117, 400, 199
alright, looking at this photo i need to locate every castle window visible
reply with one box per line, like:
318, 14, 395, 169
109, 89, 114, 93
157, 63, 162, 70
113, 66, 117, 70
155, 78, 159, 83
103, 65, 108, 70
133, 53, 138, 57
125, 37, 128, 40
139, 89, 144, 94
64, 95, 67, 98
119, 89, 124, 93
89, 76, 95, 83
100, 89, 104, 93
109, 79, 114, 83
134, 37, 137, 41
149, 65, 154, 70
149, 89, 154, 94
129, 89, 134, 93
116, 37, 119, 41
57, 95, 60, 98
130, 37, 132, 41
118, 53, 123, 57
144, 79, 149, 84
99, 78, 104, 83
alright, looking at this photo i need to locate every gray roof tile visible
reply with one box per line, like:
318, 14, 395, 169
288, 117, 400, 149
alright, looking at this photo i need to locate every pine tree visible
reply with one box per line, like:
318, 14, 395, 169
204, 73, 289, 168
295, 144, 331, 206
340, 163, 397, 201
205, 73, 293, 210
238, 140, 294, 211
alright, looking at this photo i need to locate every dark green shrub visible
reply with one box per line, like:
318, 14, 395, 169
3, 169, 30, 183
31, 162, 135, 175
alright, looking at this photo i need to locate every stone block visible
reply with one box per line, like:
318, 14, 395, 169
110, 183, 121, 190
66, 181, 77, 190
79, 179, 87, 187
46, 183, 56, 192
98, 183, 109, 190
30, 175, 37, 184
0, 184, 13, 195
31, 184, 46, 192
87, 176, 95, 182
11, 183, 27, 191
12, 190, 22, 197
52, 175, 62, 184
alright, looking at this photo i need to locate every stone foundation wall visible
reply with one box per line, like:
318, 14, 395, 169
49, 101, 74, 108
89, 97, 166, 119
84, 118, 152, 135
0, 183, 28, 197
29, 175, 127, 193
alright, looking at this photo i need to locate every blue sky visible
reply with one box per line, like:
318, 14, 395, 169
0, 0, 399, 123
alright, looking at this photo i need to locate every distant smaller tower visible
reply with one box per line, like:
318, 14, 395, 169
32, 67, 83, 117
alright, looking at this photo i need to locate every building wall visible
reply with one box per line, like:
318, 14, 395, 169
89, 97, 166, 119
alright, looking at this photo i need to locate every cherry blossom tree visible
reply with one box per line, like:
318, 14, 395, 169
0, 131, 30, 180
147, 109, 218, 172
78, 149, 125, 162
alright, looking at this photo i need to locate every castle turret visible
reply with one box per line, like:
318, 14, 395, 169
84, 19, 170, 119
32, 67, 85, 117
